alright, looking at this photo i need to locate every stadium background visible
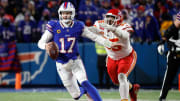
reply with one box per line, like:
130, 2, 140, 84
0, 0, 180, 100
1, 42, 178, 88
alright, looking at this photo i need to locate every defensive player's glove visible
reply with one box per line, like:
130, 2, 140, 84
99, 23, 116, 32
103, 39, 112, 48
103, 39, 123, 48
157, 44, 164, 55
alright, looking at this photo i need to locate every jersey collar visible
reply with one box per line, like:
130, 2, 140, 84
59, 21, 74, 29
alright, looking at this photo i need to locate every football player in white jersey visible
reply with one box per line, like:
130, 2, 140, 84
89, 9, 140, 101
38, 2, 119, 101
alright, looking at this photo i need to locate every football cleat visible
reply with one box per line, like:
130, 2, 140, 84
129, 84, 140, 101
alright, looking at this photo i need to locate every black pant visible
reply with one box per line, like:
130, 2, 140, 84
159, 51, 180, 100
97, 55, 110, 88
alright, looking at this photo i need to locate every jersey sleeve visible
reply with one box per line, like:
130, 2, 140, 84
164, 24, 178, 40
119, 23, 134, 33
94, 20, 104, 29
90, 20, 105, 34
79, 21, 85, 27
76, 21, 86, 36
94, 21, 99, 28
115, 23, 134, 39
82, 26, 113, 48
38, 30, 53, 50
79, 21, 85, 30
46, 20, 57, 33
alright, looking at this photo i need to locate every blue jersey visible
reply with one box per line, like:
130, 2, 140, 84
131, 17, 146, 41
0, 24, 16, 42
37, 20, 48, 35
18, 20, 36, 42
145, 15, 161, 41
46, 20, 84, 63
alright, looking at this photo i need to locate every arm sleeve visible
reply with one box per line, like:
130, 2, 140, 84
82, 27, 112, 48
87, 26, 100, 34
37, 30, 53, 50
158, 23, 179, 45
87, 20, 105, 35
164, 24, 179, 40
114, 24, 133, 39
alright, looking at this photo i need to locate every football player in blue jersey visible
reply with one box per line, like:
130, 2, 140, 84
38, 2, 116, 101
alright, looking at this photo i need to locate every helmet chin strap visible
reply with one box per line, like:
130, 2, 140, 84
61, 19, 72, 27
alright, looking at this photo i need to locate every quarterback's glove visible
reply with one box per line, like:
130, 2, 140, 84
99, 23, 116, 32
157, 44, 164, 55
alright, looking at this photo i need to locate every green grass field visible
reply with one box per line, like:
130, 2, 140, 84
0, 89, 179, 101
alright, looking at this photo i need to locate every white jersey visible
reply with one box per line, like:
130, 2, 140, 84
94, 20, 133, 60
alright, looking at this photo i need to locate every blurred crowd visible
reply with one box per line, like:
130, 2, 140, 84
0, 0, 179, 44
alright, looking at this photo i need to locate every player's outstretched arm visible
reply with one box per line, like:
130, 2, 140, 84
87, 26, 100, 35
99, 23, 132, 39
82, 27, 113, 48
38, 30, 53, 50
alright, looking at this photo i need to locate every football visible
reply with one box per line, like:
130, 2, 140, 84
45, 42, 59, 60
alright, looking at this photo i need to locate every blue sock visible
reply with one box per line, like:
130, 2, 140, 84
74, 87, 87, 100
81, 80, 102, 101
79, 87, 87, 97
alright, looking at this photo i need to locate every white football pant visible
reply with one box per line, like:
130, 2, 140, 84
56, 57, 87, 98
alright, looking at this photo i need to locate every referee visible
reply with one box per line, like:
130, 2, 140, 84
157, 11, 180, 101
95, 43, 110, 88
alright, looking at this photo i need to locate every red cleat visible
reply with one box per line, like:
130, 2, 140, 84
129, 84, 140, 101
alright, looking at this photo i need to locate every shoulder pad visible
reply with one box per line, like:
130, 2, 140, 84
94, 20, 105, 28
46, 20, 58, 33
119, 23, 134, 33
77, 21, 85, 27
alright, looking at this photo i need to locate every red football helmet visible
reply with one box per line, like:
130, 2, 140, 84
104, 9, 123, 26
